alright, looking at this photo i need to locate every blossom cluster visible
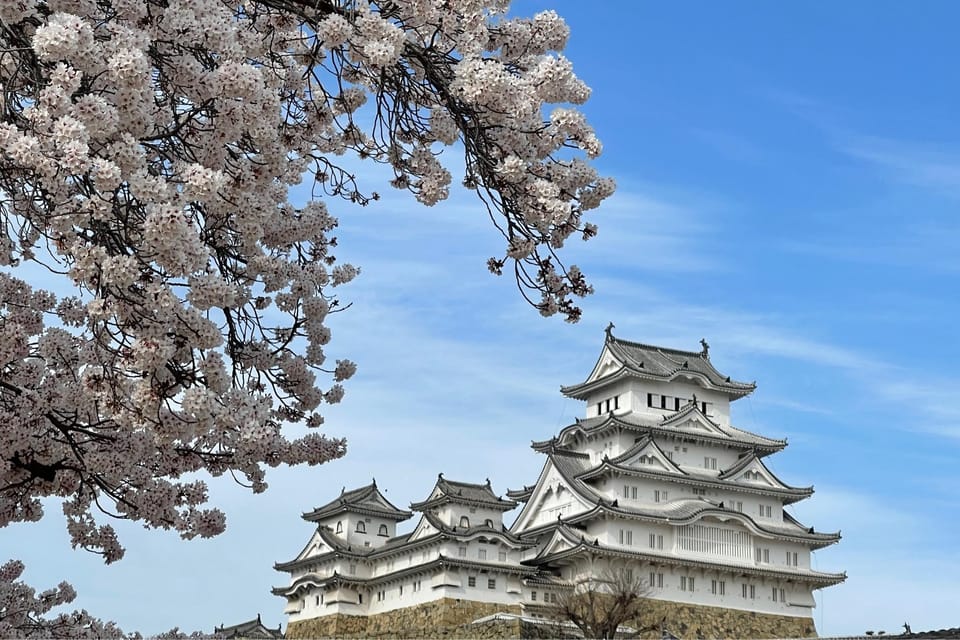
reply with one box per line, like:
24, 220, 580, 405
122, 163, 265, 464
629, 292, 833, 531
0, 0, 609, 585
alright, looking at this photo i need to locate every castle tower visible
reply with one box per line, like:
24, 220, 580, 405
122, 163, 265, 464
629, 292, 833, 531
507, 327, 845, 631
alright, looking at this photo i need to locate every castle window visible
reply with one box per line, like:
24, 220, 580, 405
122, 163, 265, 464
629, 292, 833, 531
647, 393, 655, 408
459, 516, 470, 528
786, 551, 798, 566
704, 457, 717, 470
468, 576, 476, 587
648, 533, 663, 550
550, 593, 558, 604
316, 595, 320, 605
487, 579, 496, 589
734, 501, 743, 512
531, 590, 537, 601
348, 563, 357, 574
378, 524, 388, 536
654, 490, 668, 502
336, 521, 343, 534
680, 576, 694, 592
356, 521, 366, 533
631, 486, 638, 499
358, 593, 363, 604
485, 519, 494, 528
498, 551, 507, 562
458, 546, 467, 557
399, 585, 403, 596
711, 580, 726, 595
478, 549, 487, 560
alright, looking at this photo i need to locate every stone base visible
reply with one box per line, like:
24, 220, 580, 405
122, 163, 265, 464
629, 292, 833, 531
285, 598, 522, 639
285, 597, 817, 639
632, 600, 817, 639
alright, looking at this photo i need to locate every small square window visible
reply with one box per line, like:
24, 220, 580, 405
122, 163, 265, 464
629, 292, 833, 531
467, 576, 476, 587
487, 579, 496, 589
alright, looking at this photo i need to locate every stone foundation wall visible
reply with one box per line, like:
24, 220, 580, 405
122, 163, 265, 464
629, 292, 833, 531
285, 597, 817, 639
632, 599, 817, 639
285, 598, 522, 639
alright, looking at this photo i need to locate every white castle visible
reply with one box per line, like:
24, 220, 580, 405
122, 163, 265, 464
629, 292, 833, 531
273, 329, 845, 635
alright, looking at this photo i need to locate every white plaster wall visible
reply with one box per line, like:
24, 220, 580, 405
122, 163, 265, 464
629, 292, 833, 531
560, 557, 814, 618
436, 504, 507, 530
615, 380, 731, 426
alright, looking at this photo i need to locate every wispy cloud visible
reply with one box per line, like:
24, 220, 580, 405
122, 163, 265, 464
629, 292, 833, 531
841, 135, 960, 197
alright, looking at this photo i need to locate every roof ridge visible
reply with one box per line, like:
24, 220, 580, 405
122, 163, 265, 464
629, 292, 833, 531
610, 335, 704, 359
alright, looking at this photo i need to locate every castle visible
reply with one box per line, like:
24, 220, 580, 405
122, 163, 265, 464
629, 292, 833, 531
273, 329, 845, 638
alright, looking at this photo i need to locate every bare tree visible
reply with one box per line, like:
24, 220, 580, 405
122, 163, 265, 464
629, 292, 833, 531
550, 568, 653, 639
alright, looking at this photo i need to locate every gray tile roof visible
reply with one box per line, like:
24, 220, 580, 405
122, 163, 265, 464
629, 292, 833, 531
540, 411, 785, 454
561, 330, 756, 399
410, 475, 517, 511
302, 480, 412, 522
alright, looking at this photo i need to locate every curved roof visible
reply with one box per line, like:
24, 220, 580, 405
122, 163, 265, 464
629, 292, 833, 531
410, 475, 517, 512
561, 329, 756, 400
302, 480, 412, 523
523, 450, 837, 549
536, 410, 786, 455
523, 527, 846, 588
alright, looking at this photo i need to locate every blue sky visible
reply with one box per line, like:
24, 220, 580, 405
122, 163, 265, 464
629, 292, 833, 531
3, 2, 960, 637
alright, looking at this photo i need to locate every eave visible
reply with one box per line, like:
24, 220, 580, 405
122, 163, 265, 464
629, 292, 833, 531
523, 542, 846, 588
578, 461, 814, 505
543, 414, 786, 456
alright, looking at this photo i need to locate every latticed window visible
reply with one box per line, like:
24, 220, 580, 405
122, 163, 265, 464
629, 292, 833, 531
678, 524, 751, 560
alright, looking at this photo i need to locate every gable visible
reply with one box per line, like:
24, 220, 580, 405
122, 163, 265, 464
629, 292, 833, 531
510, 461, 595, 533
295, 530, 330, 561
725, 457, 789, 490
614, 439, 682, 475
407, 515, 436, 541
665, 412, 728, 439
583, 345, 625, 385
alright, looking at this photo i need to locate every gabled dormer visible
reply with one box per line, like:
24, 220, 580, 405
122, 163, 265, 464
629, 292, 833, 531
720, 452, 813, 499
661, 398, 731, 438
607, 435, 684, 475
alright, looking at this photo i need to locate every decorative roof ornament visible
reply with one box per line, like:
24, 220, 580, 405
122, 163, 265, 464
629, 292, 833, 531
604, 321, 615, 340
700, 338, 710, 357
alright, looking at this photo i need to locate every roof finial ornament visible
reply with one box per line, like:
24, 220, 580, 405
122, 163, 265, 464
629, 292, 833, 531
700, 338, 710, 357
371, 477, 377, 487
438, 472, 444, 479
485, 478, 491, 487
605, 322, 615, 339
340, 486, 345, 494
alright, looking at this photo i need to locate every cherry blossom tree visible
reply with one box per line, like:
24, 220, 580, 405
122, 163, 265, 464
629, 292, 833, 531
0, 559, 127, 638
0, 0, 610, 630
